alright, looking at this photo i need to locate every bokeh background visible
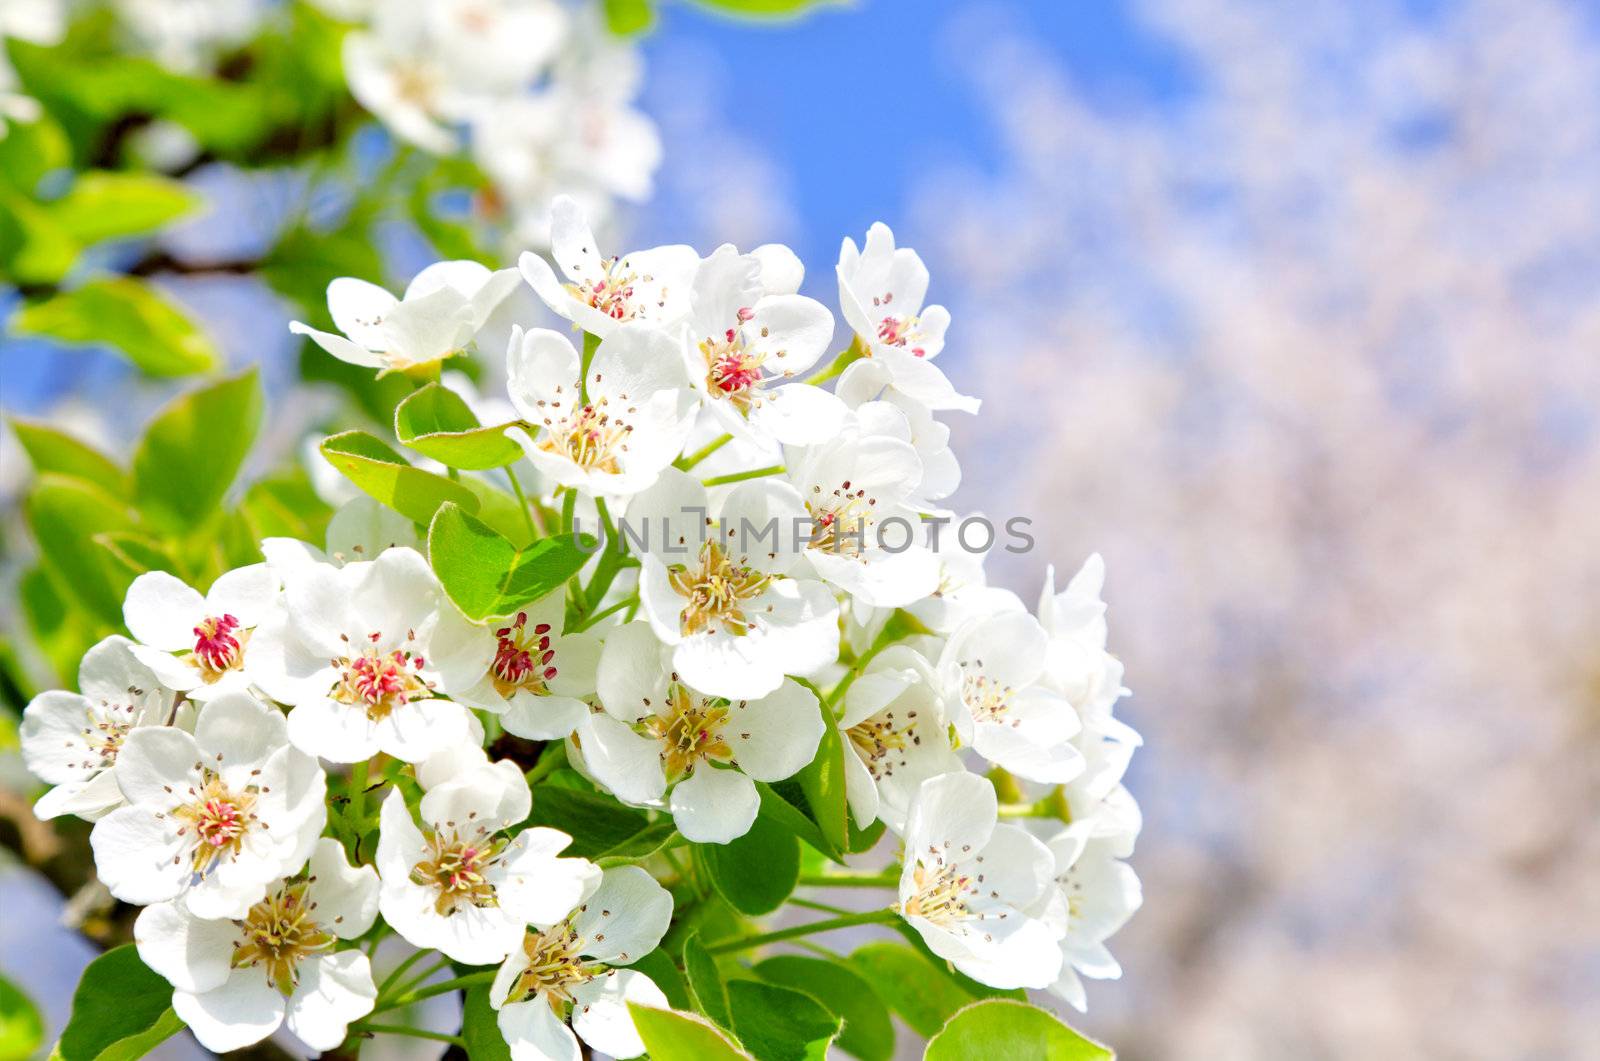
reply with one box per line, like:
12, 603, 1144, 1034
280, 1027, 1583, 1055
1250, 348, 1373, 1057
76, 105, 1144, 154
5, 0, 1600, 1058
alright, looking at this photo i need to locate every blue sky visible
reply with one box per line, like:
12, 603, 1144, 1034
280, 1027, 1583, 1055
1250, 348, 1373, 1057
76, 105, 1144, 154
641, 0, 1197, 267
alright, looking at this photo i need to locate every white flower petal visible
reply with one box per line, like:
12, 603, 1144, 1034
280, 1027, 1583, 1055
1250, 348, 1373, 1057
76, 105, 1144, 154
173, 967, 287, 1053
669, 767, 758, 844
285, 950, 377, 1051
574, 866, 673, 965
123, 571, 205, 650
570, 969, 666, 1059
498, 995, 582, 1061
134, 900, 237, 993
726, 679, 824, 782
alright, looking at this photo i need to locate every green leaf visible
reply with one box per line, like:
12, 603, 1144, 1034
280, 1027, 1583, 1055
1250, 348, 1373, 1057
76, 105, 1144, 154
460, 986, 511, 1061
753, 955, 894, 1061
683, 933, 730, 1028
25, 475, 137, 626
322, 432, 479, 527
12, 277, 222, 377
239, 471, 334, 543
796, 714, 848, 855
9, 418, 125, 497
395, 383, 523, 470
847, 817, 887, 854
0, 112, 70, 192
628, 1004, 751, 1061
597, 820, 677, 866
55, 944, 182, 1061
698, 810, 800, 915
604, 0, 655, 34
727, 980, 840, 1061
427, 502, 592, 621
629, 949, 692, 1011
924, 999, 1113, 1061
132, 368, 263, 532
524, 784, 665, 861
889, 921, 1026, 1004
0, 188, 77, 284
95, 532, 179, 579
45, 172, 199, 245
0, 973, 44, 1061
847, 943, 976, 1039
756, 780, 839, 861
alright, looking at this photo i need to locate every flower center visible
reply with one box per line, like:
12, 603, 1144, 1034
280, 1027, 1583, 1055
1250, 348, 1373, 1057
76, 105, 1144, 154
492, 611, 558, 698
539, 400, 631, 473
667, 540, 770, 637
644, 685, 734, 781
958, 665, 1015, 725
806, 479, 877, 558
411, 828, 508, 917
232, 882, 334, 995
565, 256, 643, 321
903, 861, 977, 925
875, 313, 929, 357
700, 318, 768, 412
511, 922, 593, 1007
331, 634, 431, 722
847, 713, 911, 777
174, 772, 258, 878
192, 614, 248, 680
83, 699, 141, 768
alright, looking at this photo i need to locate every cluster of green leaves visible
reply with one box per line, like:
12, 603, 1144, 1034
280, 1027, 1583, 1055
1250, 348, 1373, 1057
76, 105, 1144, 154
4, 369, 331, 693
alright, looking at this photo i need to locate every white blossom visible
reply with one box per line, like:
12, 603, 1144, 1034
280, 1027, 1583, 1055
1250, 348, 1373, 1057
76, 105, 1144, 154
90, 692, 327, 919
135, 838, 380, 1051
490, 865, 673, 1061
453, 585, 604, 740
121, 564, 279, 702
896, 771, 1063, 989
836, 646, 961, 833
376, 764, 600, 965
20, 636, 181, 821
1033, 824, 1143, 1012
249, 546, 493, 764
587, 622, 825, 843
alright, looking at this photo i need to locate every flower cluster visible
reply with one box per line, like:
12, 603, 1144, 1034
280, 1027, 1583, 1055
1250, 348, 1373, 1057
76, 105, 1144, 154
19, 199, 1140, 1055
336, 0, 659, 246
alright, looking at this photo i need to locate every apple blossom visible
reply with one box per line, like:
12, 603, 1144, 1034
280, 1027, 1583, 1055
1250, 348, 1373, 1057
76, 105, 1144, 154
489, 865, 673, 1061
627, 467, 839, 699
896, 771, 1063, 990
587, 622, 824, 843
249, 546, 493, 764
135, 837, 380, 1051
89, 692, 327, 919
518, 196, 698, 338
837, 645, 961, 833
377, 762, 600, 964
20, 636, 180, 822
938, 610, 1085, 785
453, 586, 603, 740
503, 323, 697, 497
1033, 824, 1143, 1012
121, 564, 278, 702
290, 261, 521, 375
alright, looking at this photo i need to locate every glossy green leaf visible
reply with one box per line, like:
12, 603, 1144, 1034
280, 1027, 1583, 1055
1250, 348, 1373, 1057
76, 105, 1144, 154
13, 277, 222, 377
0, 973, 44, 1061
924, 999, 1113, 1061
727, 980, 840, 1061
847, 943, 976, 1039
25, 475, 137, 626
0, 113, 70, 192
45, 172, 199, 245
457, 477, 538, 549
322, 432, 478, 527
239, 472, 334, 543
683, 933, 730, 1028
133, 368, 263, 532
95, 532, 179, 579
427, 502, 593, 621
753, 955, 893, 1061
755, 782, 837, 860
796, 713, 849, 855
698, 811, 800, 915
629, 949, 692, 1011
524, 784, 666, 861
0, 188, 77, 284
55, 944, 182, 1061
9, 418, 125, 497
395, 383, 523, 469
461, 986, 511, 1061
890, 921, 1026, 1004
628, 1004, 751, 1061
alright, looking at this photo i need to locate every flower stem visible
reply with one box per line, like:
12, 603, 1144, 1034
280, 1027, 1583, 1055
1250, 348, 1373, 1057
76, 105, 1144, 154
383, 955, 455, 1005
826, 609, 933, 712
378, 970, 496, 1011
705, 909, 897, 955
676, 433, 733, 471
375, 947, 431, 1000
525, 741, 568, 786
350, 1022, 464, 1047
506, 465, 543, 539
701, 464, 784, 488
347, 761, 368, 825
803, 337, 866, 386
797, 870, 901, 888
577, 594, 639, 632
